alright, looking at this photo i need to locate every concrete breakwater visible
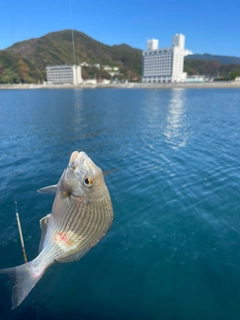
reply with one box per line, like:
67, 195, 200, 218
1, 81, 240, 90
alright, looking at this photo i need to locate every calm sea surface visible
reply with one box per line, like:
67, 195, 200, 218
0, 88, 240, 320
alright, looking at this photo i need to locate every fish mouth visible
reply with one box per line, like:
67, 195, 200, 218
68, 151, 91, 171
69, 151, 80, 164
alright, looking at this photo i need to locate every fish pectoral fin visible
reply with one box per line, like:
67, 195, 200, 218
39, 214, 51, 252
37, 185, 57, 194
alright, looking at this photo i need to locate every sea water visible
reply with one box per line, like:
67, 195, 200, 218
0, 88, 240, 320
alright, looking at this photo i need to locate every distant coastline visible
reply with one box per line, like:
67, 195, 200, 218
1, 81, 240, 90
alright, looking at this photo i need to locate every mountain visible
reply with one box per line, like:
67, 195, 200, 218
185, 53, 240, 65
5, 30, 142, 80
184, 59, 240, 78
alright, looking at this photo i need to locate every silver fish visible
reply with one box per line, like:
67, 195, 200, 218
0, 151, 113, 309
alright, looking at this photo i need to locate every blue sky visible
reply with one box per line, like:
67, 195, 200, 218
0, 0, 239, 56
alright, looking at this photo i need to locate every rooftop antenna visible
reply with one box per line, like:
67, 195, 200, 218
70, 0, 76, 65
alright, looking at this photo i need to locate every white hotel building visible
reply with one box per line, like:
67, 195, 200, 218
142, 34, 186, 83
46, 65, 83, 85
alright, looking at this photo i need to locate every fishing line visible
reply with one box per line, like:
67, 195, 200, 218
9, 2, 28, 263
69, 0, 83, 152
11, 0, 14, 45
70, 0, 76, 65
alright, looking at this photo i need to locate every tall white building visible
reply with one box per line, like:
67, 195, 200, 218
142, 34, 186, 83
46, 65, 83, 85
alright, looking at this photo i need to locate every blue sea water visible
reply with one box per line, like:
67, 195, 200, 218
0, 88, 240, 320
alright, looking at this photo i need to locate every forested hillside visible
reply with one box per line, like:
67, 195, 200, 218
0, 51, 43, 83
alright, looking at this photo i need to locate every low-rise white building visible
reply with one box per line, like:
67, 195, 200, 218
186, 75, 206, 83
84, 79, 97, 84
80, 62, 89, 67
142, 34, 187, 83
103, 65, 112, 71
46, 65, 83, 85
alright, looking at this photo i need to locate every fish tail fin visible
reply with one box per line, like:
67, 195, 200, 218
0, 260, 43, 310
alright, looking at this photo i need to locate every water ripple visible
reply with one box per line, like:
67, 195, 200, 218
1, 88, 240, 319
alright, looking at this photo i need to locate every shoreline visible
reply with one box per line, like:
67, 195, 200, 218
1, 81, 240, 90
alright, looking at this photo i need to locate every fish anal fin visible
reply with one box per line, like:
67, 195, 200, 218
56, 247, 90, 263
39, 214, 51, 253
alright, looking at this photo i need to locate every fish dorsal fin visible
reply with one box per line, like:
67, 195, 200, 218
37, 185, 57, 194
39, 214, 51, 252
56, 247, 91, 263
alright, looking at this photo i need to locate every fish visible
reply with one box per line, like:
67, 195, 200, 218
0, 151, 113, 309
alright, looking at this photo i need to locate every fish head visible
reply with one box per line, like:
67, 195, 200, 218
59, 151, 106, 201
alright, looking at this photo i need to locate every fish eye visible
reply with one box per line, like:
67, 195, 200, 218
84, 175, 93, 188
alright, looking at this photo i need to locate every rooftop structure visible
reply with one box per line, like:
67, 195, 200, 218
147, 39, 159, 51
